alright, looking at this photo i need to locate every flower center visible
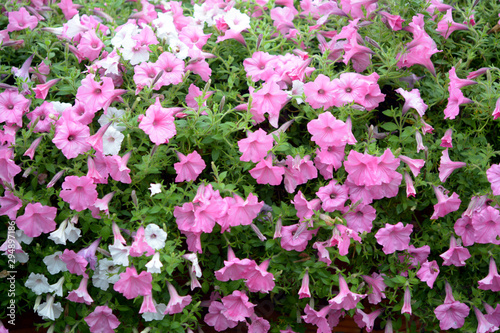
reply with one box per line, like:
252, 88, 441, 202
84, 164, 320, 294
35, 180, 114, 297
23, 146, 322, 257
330, 193, 337, 199
318, 89, 325, 95
345, 87, 352, 93
68, 135, 74, 141
7, 104, 14, 110
356, 211, 364, 217
40, 115, 45, 121
94, 88, 102, 94
149, 72, 155, 78
92, 43, 98, 48
259, 65, 265, 70
166, 67, 173, 73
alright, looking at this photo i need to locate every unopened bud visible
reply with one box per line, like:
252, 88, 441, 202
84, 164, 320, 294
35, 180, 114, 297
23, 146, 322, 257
219, 96, 225, 113
23, 167, 32, 178
47, 170, 64, 188
131, 190, 138, 207
250, 223, 266, 241
256, 33, 263, 50
152, 70, 164, 88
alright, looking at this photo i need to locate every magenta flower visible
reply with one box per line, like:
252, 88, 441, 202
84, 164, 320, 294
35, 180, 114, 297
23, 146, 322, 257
494, 97, 500, 120
155, 52, 185, 87
439, 148, 466, 183
301, 304, 332, 333
298, 269, 311, 299
249, 156, 285, 186
238, 128, 274, 163
316, 180, 348, 212
474, 306, 498, 333
58, 0, 81, 20
472, 206, 500, 244
486, 164, 500, 196
307, 112, 356, 148
380, 11, 405, 30
362, 273, 387, 304
344, 150, 381, 187
478, 257, 500, 292
33, 78, 61, 100
444, 87, 473, 120
204, 301, 238, 331
174, 151, 206, 182
345, 204, 376, 233
60, 249, 88, 278
280, 223, 318, 252
304, 74, 336, 109
243, 51, 276, 82
417, 260, 440, 288
59, 176, 98, 212
7, 7, 38, 32
251, 80, 288, 128
314, 145, 345, 178
283, 155, 318, 193
0, 190, 22, 220
76, 75, 117, 113
440, 236, 471, 267
329, 275, 366, 310
139, 97, 176, 145
437, 9, 469, 39
395, 88, 428, 117
245, 259, 275, 293
354, 308, 383, 332
113, 266, 152, 299
84, 305, 120, 333
0, 89, 30, 127
67, 277, 93, 305
0, 149, 21, 185
215, 247, 257, 281
374, 222, 413, 254
16, 202, 57, 238
221, 290, 255, 322
431, 186, 461, 219
434, 282, 469, 330
454, 215, 476, 246
53, 118, 91, 159
164, 282, 192, 314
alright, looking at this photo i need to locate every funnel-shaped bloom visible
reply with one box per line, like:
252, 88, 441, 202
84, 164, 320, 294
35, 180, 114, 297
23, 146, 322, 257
401, 286, 412, 314
245, 259, 275, 293
204, 301, 238, 331
484, 303, 500, 327
113, 267, 152, 299
238, 128, 273, 163
307, 112, 356, 148
298, 269, 311, 299
437, 9, 469, 39
16, 202, 57, 238
354, 308, 383, 332
60, 176, 98, 212
416, 260, 440, 288
304, 74, 337, 109
221, 290, 255, 322
362, 273, 387, 304
439, 149, 466, 183
67, 277, 93, 305
440, 129, 453, 148
85, 305, 120, 333
215, 247, 257, 281
444, 87, 473, 120
249, 156, 285, 186
139, 97, 176, 145
434, 282, 469, 330
395, 88, 428, 117
472, 206, 500, 244
440, 236, 470, 267
474, 306, 499, 333
487, 164, 500, 196
430, 186, 461, 220
329, 275, 366, 310
375, 222, 413, 254
478, 257, 500, 292
164, 282, 192, 314
174, 151, 206, 182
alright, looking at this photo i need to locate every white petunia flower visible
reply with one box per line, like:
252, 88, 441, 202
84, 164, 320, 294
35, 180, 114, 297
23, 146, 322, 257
25, 273, 51, 295
49, 277, 65, 297
224, 8, 250, 32
182, 253, 202, 278
168, 38, 189, 60
98, 107, 126, 131
64, 220, 81, 243
145, 252, 163, 274
92, 259, 120, 290
149, 183, 162, 197
111, 22, 139, 48
153, 12, 177, 41
43, 251, 68, 275
121, 38, 151, 65
37, 294, 63, 321
102, 126, 124, 156
15, 229, 33, 245
108, 241, 130, 266
48, 219, 68, 245
142, 302, 167, 322
144, 224, 167, 250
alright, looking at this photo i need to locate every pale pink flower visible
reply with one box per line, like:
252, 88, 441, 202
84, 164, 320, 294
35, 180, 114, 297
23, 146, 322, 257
245, 259, 275, 293
439, 148, 466, 183
440, 236, 471, 267
251, 80, 289, 128
304, 74, 336, 109
215, 247, 257, 281
430, 186, 461, 220
155, 52, 185, 87
316, 180, 348, 212
238, 129, 274, 163
437, 9, 469, 39
375, 222, 413, 254
67, 277, 93, 305
307, 112, 356, 148
16, 202, 57, 238
204, 301, 238, 331
401, 286, 412, 315
486, 164, 500, 196
58, 0, 81, 20
85, 305, 120, 333
344, 204, 376, 233
473, 306, 499, 333
444, 87, 473, 120
27, 102, 57, 133
59, 176, 98, 212
244, 51, 276, 82
298, 269, 311, 299
138, 97, 176, 145
249, 156, 285, 186
0, 150, 21, 185
174, 151, 206, 182
417, 260, 440, 288
494, 97, 500, 120
77, 30, 104, 62
221, 290, 255, 322
164, 282, 192, 314
473, 206, 500, 244
380, 11, 405, 30
434, 282, 469, 330
292, 191, 321, 222
280, 223, 318, 252
0, 89, 30, 127
362, 273, 387, 304
395, 88, 428, 117
113, 266, 152, 299
76, 75, 117, 113
354, 308, 383, 332
7, 7, 38, 32
478, 257, 500, 292
329, 274, 366, 310
0, 190, 22, 220
60, 249, 88, 278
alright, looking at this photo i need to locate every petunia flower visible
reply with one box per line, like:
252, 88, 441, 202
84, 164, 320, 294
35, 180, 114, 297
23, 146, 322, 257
221, 290, 255, 322
308, 112, 356, 149
249, 156, 285, 186
438, 148, 466, 183
113, 266, 152, 299
0, 89, 30, 127
329, 274, 366, 310
472, 206, 500, 244
486, 164, 500, 196
434, 282, 469, 330
374, 222, 413, 254
238, 128, 274, 163
37, 294, 63, 321
437, 9, 469, 39
53, 117, 91, 159
215, 247, 257, 281
25, 273, 51, 295
204, 301, 239, 331
139, 97, 176, 145
431, 186, 461, 219
145, 252, 163, 274
84, 305, 120, 333
473, 306, 499, 333
401, 286, 412, 315
174, 151, 206, 182
440, 236, 470, 267
60, 249, 88, 278
362, 273, 387, 304
280, 223, 319, 252
298, 269, 311, 299
478, 257, 500, 292
59, 176, 98, 212
43, 251, 68, 275
416, 260, 440, 288
304, 74, 336, 109
245, 259, 275, 293
345, 204, 376, 234
354, 308, 383, 332
7, 7, 38, 32
144, 224, 167, 250
67, 277, 93, 305
0, 190, 22, 220
16, 202, 57, 238
395, 88, 428, 117
164, 282, 192, 314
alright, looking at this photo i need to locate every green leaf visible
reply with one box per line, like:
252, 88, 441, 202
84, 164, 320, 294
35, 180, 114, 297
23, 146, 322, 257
380, 122, 399, 132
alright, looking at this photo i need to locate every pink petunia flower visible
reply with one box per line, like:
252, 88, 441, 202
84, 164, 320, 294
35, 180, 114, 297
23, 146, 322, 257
316, 180, 348, 212
16, 202, 57, 238
301, 304, 333, 333
155, 52, 185, 87
243, 51, 276, 82
437, 9, 469, 39
251, 80, 289, 128
307, 112, 356, 149
486, 164, 500, 196
379, 11, 405, 30
245, 259, 275, 293
431, 186, 461, 219
0, 190, 22, 220
138, 97, 176, 145
375, 222, 413, 254
67, 277, 93, 305
438, 148, 466, 183
354, 308, 383, 332
444, 87, 473, 120
0, 89, 31, 127
59, 176, 98, 212
298, 269, 311, 299
362, 273, 387, 304
84, 305, 120, 333
7, 7, 38, 32
113, 266, 152, 299
314, 145, 345, 179
292, 191, 321, 222
215, 246, 257, 281
249, 156, 285, 186
164, 282, 192, 314
280, 223, 319, 252
440, 236, 471, 267
60, 249, 88, 278
304, 74, 336, 109
395, 88, 428, 117
204, 301, 239, 331
329, 274, 366, 311
344, 204, 376, 234
472, 206, 500, 244
478, 257, 500, 292
434, 282, 469, 330
417, 260, 440, 288
174, 151, 206, 182
0, 149, 21, 185
473, 306, 499, 333
76, 74, 118, 113
77, 30, 104, 62
238, 129, 274, 163
221, 290, 255, 322
27, 102, 57, 133
53, 117, 91, 159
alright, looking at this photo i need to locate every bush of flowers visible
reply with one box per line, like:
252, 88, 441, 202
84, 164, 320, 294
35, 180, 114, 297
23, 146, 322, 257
1, 0, 500, 332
